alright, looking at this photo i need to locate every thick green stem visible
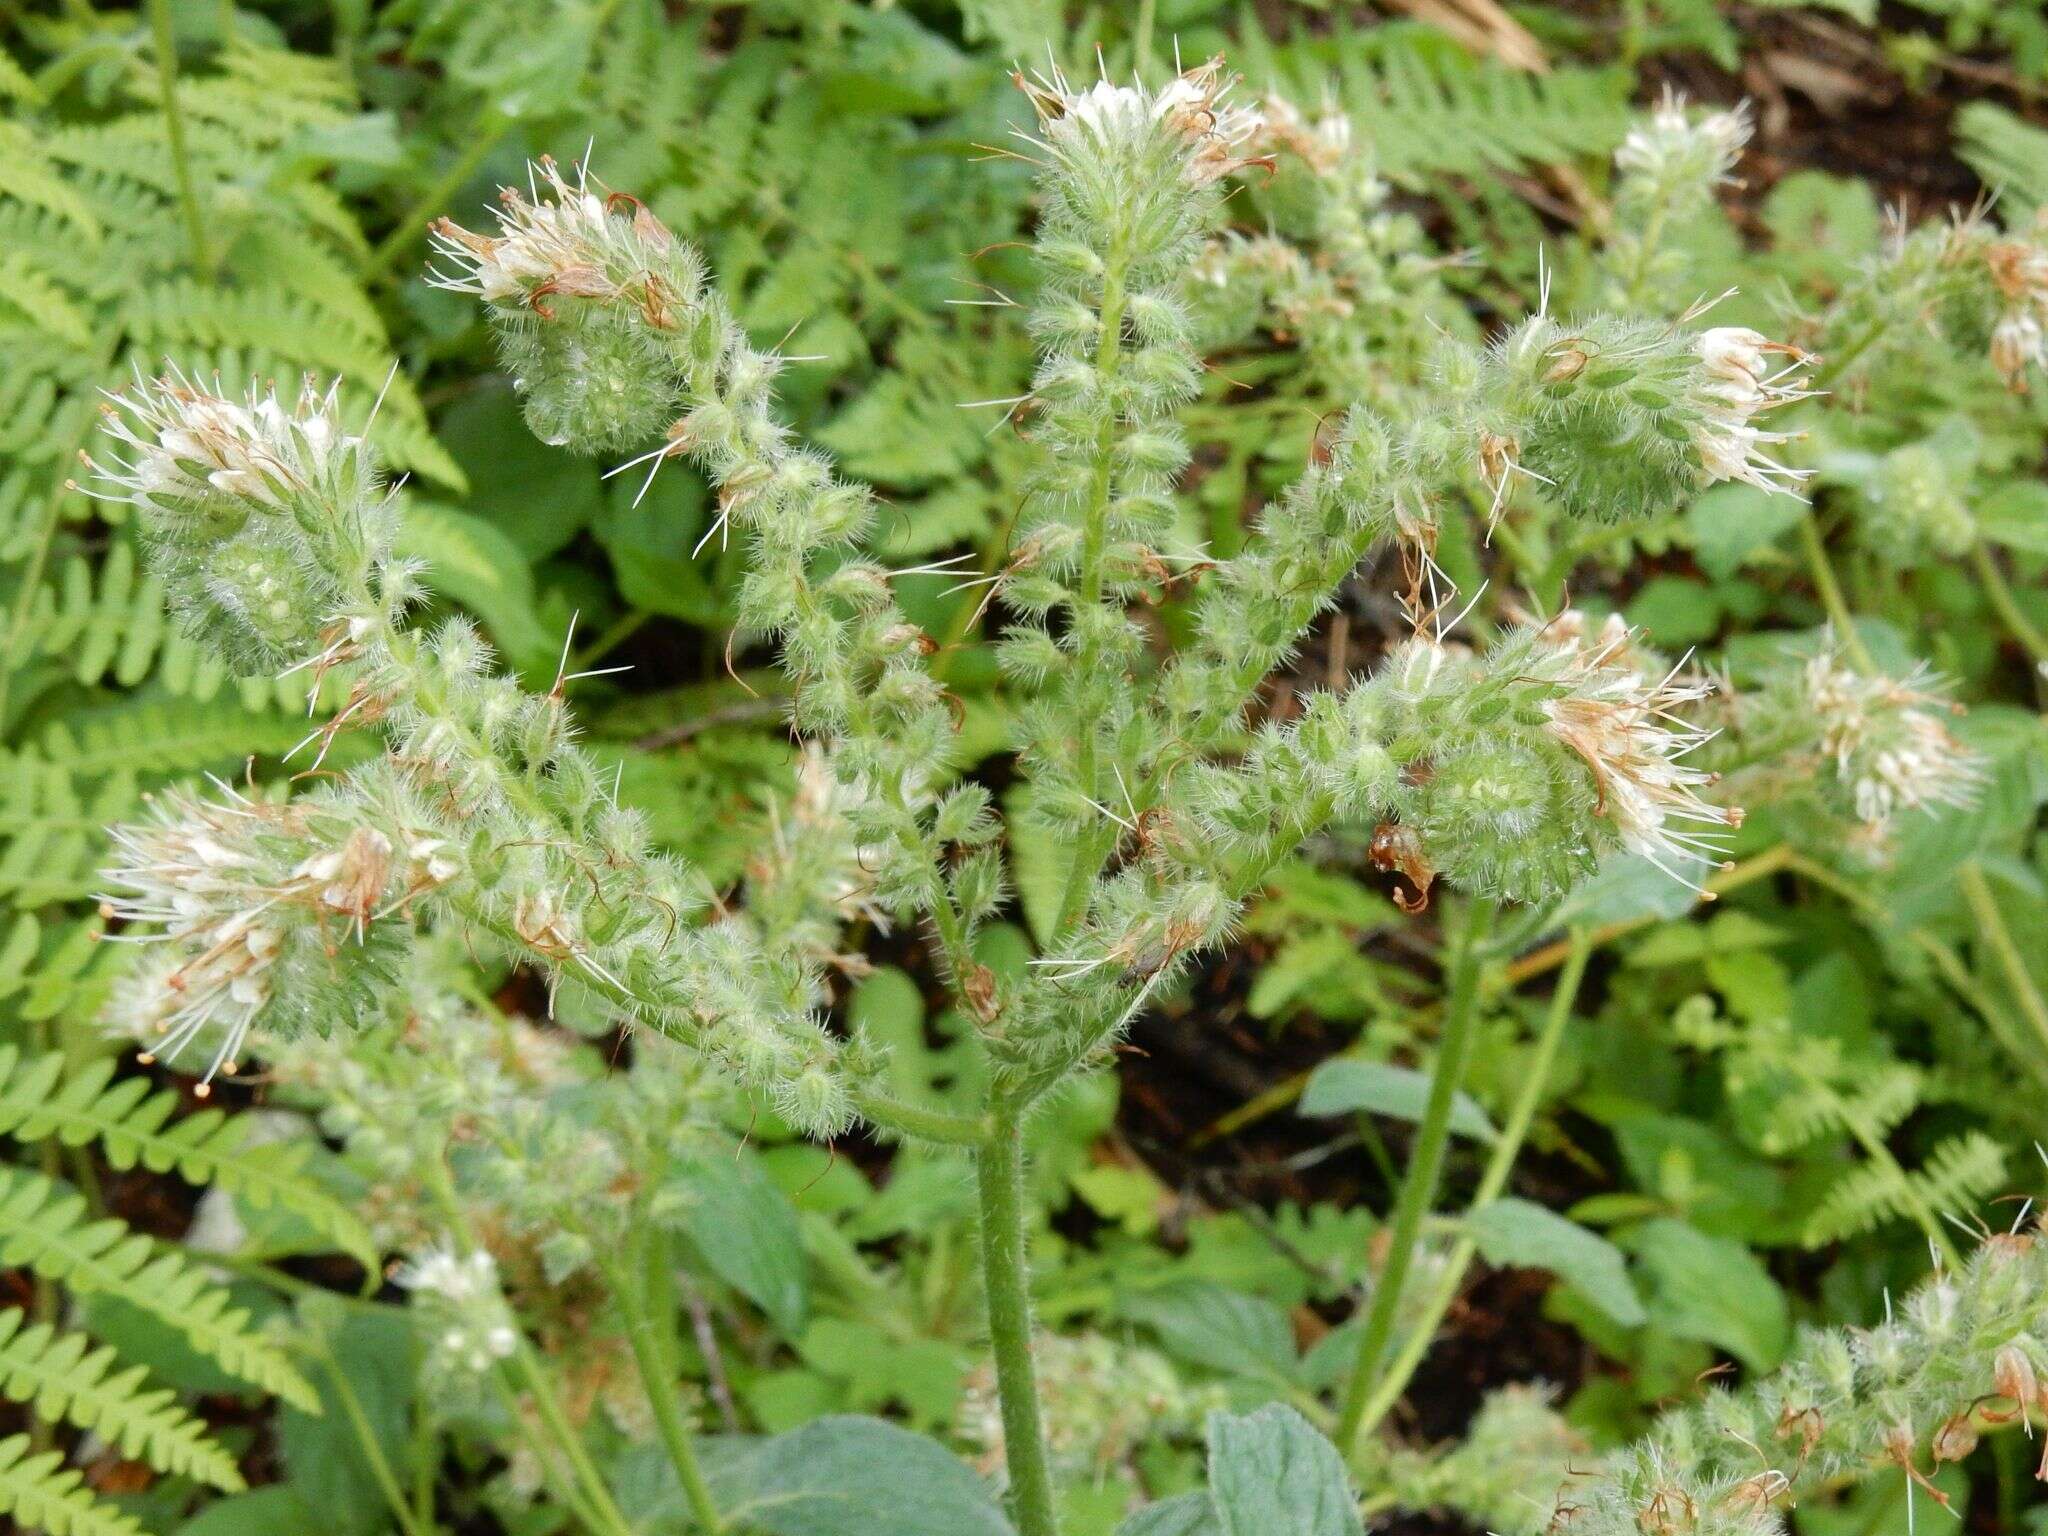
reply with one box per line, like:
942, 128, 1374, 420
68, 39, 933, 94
147, 0, 209, 272
1335, 897, 1494, 1454
1797, 510, 1875, 673
603, 1233, 723, 1532
975, 1116, 1062, 1536
1346, 927, 1592, 1445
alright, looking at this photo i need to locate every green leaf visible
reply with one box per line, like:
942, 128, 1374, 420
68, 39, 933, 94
1620, 1217, 1789, 1370
278, 1310, 416, 1536
439, 384, 602, 560
1683, 482, 1806, 579
176, 1487, 318, 1536
1625, 576, 1722, 647
1117, 1494, 1223, 1536
1119, 1282, 1298, 1387
1976, 482, 2048, 557
671, 1150, 809, 1336
707, 1415, 1014, 1536
1206, 1404, 1363, 1536
1003, 787, 1066, 948
591, 467, 724, 625
1298, 1060, 1498, 1142
1463, 1198, 1645, 1327
1550, 855, 1697, 930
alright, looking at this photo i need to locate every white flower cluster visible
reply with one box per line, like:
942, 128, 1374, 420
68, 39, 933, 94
1691, 326, 1816, 496
85, 370, 363, 520
1016, 57, 1264, 186
396, 1246, 521, 1379
1802, 654, 1983, 847
100, 786, 456, 1089
429, 156, 628, 305
1536, 613, 1741, 888
957, 1333, 1227, 1479
1614, 92, 1750, 186
1986, 220, 2048, 389
1256, 92, 1354, 176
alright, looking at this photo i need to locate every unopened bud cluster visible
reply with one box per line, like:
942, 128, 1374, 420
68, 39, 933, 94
1564, 1226, 2048, 1536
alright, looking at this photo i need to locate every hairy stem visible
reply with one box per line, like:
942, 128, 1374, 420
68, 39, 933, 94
976, 1115, 1062, 1536
602, 1233, 723, 1532
1052, 250, 1133, 940
1336, 896, 1495, 1452
1347, 927, 1593, 1443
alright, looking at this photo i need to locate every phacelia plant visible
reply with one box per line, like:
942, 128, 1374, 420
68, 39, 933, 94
85, 54, 2042, 1536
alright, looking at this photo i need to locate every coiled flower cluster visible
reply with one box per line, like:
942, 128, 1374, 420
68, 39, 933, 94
1566, 1227, 2048, 1536
1713, 650, 1982, 860
101, 781, 453, 1090
1984, 211, 2048, 389
82, 373, 396, 671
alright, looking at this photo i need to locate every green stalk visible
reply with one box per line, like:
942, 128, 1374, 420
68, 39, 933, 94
975, 1115, 1062, 1536
147, 0, 209, 271
1335, 897, 1494, 1454
317, 1348, 440, 1536
1970, 542, 2048, 670
365, 102, 509, 283
1346, 927, 1592, 1443
601, 1233, 723, 1532
1797, 510, 1876, 673
1958, 861, 2048, 1061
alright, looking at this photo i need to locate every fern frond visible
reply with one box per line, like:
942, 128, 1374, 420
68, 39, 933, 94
1955, 102, 2048, 212
0, 1165, 319, 1411
0, 1046, 376, 1268
0, 1310, 243, 1491
1757, 1059, 1920, 1154
1803, 1132, 2007, 1248
0, 1433, 144, 1536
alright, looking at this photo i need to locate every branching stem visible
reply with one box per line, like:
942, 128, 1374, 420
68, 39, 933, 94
1336, 896, 1495, 1453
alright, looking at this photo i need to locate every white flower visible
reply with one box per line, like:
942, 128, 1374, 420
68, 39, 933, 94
1689, 326, 1814, 496
1991, 311, 2045, 389
1017, 57, 1263, 186
397, 1246, 498, 1305
100, 789, 455, 1087
85, 371, 361, 518
1537, 619, 1741, 888
1257, 93, 1354, 175
1614, 92, 1750, 183
1803, 654, 1982, 841
400, 1247, 521, 1378
429, 156, 627, 305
